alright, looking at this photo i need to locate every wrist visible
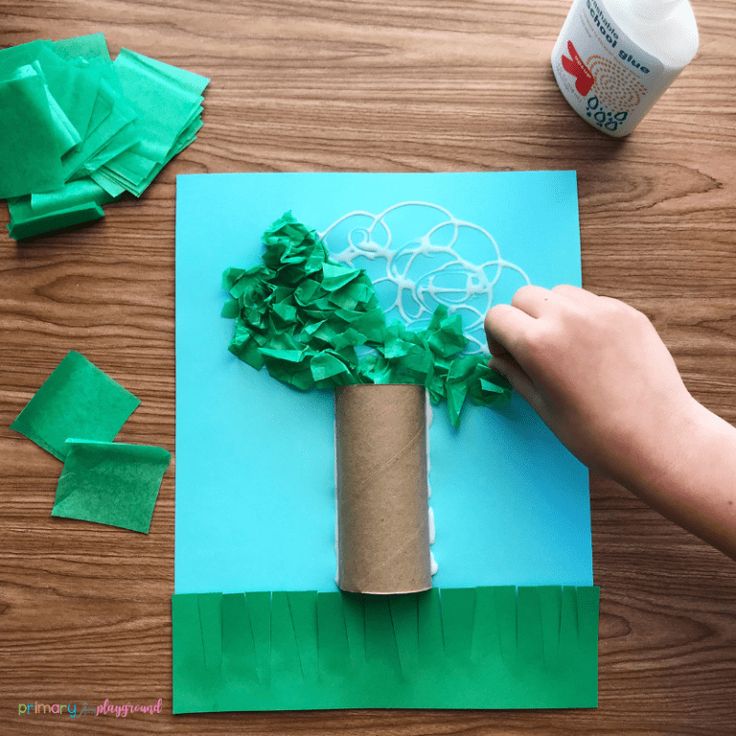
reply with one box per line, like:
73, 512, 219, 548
620, 393, 736, 557
616, 392, 706, 494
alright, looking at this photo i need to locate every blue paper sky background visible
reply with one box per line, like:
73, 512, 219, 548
175, 171, 592, 594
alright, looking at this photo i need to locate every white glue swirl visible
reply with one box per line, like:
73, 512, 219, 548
321, 200, 530, 353
324, 202, 531, 582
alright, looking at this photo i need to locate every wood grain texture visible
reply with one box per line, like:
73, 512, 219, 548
1, 0, 735, 733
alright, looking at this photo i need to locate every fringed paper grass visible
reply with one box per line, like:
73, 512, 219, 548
172, 585, 599, 712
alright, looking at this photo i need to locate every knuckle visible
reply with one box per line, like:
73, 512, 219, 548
632, 306, 652, 324
619, 300, 650, 324
511, 285, 536, 307
551, 283, 573, 294
601, 296, 629, 316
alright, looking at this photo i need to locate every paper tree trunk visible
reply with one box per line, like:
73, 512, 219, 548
335, 383, 432, 594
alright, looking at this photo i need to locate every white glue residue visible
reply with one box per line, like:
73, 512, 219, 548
324, 202, 530, 583
426, 389, 436, 575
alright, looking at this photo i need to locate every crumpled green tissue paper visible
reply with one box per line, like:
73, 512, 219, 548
51, 439, 171, 533
10, 350, 140, 460
223, 212, 511, 427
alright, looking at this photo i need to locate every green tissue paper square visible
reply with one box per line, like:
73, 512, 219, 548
51, 439, 171, 533
7, 197, 105, 240
10, 350, 140, 459
30, 177, 114, 214
7, 177, 115, 240
100, 48, 209, 196
34, 45, 100, 140
53, 33, 112, 65
61, 81, 137, 181
0, 64, 65, 198
0, 39, 52, 75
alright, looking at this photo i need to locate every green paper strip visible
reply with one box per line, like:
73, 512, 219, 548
51, 439, 171, 533
172, 586, 599, 712
223, 212, 511, 427
10, 350, 140, 459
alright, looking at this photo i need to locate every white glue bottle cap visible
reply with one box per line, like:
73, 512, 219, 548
617, 0, 698, 68
630, 0, 682, 19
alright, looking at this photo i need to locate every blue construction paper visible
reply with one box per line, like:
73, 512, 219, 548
175, 172, 592, 594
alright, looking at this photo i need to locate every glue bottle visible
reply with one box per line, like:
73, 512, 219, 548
551, 0, 698, 137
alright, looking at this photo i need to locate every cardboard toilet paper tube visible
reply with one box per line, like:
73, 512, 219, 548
335, 383, 431, 594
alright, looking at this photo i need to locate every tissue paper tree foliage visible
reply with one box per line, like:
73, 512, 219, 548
222, 212, 511, 427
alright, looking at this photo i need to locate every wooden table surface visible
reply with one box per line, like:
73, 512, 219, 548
1, 1, 735, 734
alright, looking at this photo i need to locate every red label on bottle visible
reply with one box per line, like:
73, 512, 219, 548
561, 41, 595, 95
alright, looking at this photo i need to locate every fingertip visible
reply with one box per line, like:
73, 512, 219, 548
484, 303, 503, 329
483, 303, 514, 335
491, 357, 546, 419
484, 303, 536, 361
488, 355, 524, 391
486, 339, 508, 358
484, 308, 507, 356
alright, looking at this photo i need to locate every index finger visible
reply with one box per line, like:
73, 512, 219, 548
484, 304, 537, 360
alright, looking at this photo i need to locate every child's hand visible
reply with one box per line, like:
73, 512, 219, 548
485, 284, 736, 559
484, 285, 698, 485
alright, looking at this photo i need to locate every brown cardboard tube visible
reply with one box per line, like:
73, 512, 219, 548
335, 383, 431, 594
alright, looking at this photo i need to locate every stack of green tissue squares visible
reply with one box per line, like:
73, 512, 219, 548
0, 33, 209, 240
